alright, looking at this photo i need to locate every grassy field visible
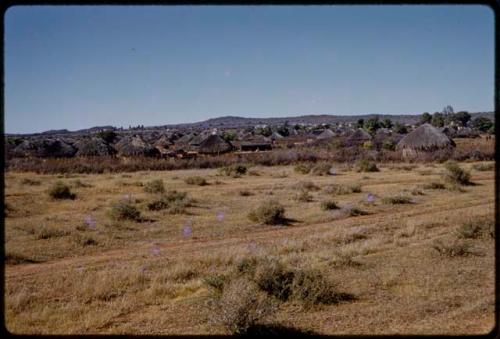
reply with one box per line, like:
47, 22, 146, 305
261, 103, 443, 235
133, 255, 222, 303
4, 160, 495, 335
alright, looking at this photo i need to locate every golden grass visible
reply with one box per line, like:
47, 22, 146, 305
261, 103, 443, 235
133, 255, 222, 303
4, 161, 495, 334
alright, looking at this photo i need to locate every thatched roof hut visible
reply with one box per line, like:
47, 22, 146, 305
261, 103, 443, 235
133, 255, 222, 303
239, 135, 272, 151
197, 135, 233, 155
114, 135, 159, 157
344, 129, 372, 146
396, 123, 455, 159
316, 129, 336, 140
74, 137, 116, 156
12, 138, 76, 158
154, 134, 174, 148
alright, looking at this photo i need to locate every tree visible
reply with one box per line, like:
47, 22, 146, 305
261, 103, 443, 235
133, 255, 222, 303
420, 112, 432, 125
357, 119, 364, 129
431, 112, 445, 128
97, 130, 117, 143
442, 105, 454, 115
393, 123, 408, 134
454, 111, 472, 127
221, 131, 236, 142
471, 117, 493, 132
381, 118, 393, 129
256, 126, 272, 137
363, 116, 381, 133
276, 124, 290, 137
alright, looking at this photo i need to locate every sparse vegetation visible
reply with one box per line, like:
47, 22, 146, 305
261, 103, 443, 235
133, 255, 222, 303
147, 190, 191, 213
144, 179, 165, 194
294, 181, 320, 192
356, 159, 379, 172
320, 200, 339, 210
382, 195, 413, 205
325, 183, 361, 195
432, 238, 473, 257
248, 200, 286, 225
21, 178, 41, 186
184, 176, 208, 186
109, 201, 141, 221
48, 181, 75, 200
294, 163, 312, 174
442, 161, 471, 185
219, 164, 248, 177
295, 189, 313, 202
310, 162, 332, 176
472, 162, 494, 171
422, 181, 446, 190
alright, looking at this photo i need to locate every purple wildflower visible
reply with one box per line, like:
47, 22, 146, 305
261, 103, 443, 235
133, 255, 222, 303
151, 246, 161, 256
84, 215, 96, 229
329, 167, 337, 176
216, 210, 225, 222
183, 221, 193, 238
366, 193, 375, 203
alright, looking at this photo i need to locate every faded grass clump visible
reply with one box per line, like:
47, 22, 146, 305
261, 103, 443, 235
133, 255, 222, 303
432, 238, 473, 257
294, 189, 313, 203
442, 161, 471, 186
422, 181, 446, 190
325, 183, 361, 195
472, 162, 494, 171
109, 201, 141, 221
293, 181, 320, 192
144, 179, 165, 194
184, 176, 208, 186
310, 162, 332, 176
456, 217, 495, 239
356, 159, 379, 173
21, 178, 41, 186
147, 190, 191, 214
48, 181, 76, 200
248, 200, 286, 225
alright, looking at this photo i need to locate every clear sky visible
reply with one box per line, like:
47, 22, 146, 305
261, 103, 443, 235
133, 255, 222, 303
5, 5, 494, 134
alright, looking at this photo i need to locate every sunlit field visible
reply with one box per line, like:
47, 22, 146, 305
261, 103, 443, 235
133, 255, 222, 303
5, 160, 495, 335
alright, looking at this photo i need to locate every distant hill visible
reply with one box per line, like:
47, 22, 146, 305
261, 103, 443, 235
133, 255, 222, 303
6, 112, 494, 137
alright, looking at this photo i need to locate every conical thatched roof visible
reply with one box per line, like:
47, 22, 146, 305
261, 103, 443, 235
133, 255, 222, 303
74, 137, 116, 156
114, 135, 159, 157
12, 138, 76, 158
154, 134, 174, 148
316, 129, 336, 140
344, 129, 372, 146
396, 123, 455, 151
197, 134, 233, 154
270, 132, 284, 140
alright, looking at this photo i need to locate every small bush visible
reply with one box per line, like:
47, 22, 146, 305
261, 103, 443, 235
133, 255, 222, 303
382, 140, 396, 151
356, 159, 379, 173
432, 238, 473, 257
203, 273, 229, 295
310, 162, 332, 176
109, 201, 141, 221
219, 164, 248, 177
72, 179, 92, 188
472, 162, 494, 171
456, 218, 495, 239
346, 206, 368, 217
294, 163, 312, 174
442, 161, 471, 185
144, 179, 165, 194
239, 190, 253, 196
422, 182, 446, 190
184, 176, 208, 186
73, 233, 98, 246
294, 189, 313, 202
147, 190, 191, 213
325, 183, 361, 195
207, 277, 276, 335
48, 181, 75, 200
293, 181, 320, 191
248, 200, 286, 225
5, 251, 38, 265
21, 178, 41, 186
382, 195, 412, 205
36, 225, 71, 240
321, 200, 339, 210
254, 259, 295, 301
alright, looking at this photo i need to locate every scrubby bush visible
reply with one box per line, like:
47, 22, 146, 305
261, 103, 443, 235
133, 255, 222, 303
311, 162, 332, 176
109, 201, 141, 221
254, 259, 295, 301
73, 233, 98, 246
456, 217, 495, 239
382, 195, 412, 205
36, 225, 71, 240
346, 206, 368, 217
238, 190, 253, 196
356, 159, 379, 172
422, 181, 446, 190
248, 200, 286, 225
21, 178, 41, 186
203, 273, 229, 295
325, 183, 361, 195
432, 238, 473, 257
294, 163, 312, 174
295, 189, 313, 202
207, 277, 276, 335
72, 179, 92, 188
48, 181, 75, 200
219, 164, 248, 177
382, 140, 396, 151
144, 179, 165, 194
442, 161, 471, 185
147, 190, 191, 213
184, 176, 208, 186
472, 162, 494, 171
293, 181, 320, 192
321, 200, 339, 210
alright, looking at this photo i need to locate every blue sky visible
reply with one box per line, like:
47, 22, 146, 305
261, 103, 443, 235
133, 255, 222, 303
5, 5, 494, 134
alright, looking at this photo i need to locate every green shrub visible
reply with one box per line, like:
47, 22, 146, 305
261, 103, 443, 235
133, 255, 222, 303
291, 268, 347, 309
203, 273, 229, 295
382, 140, 395, 151
109, 201, 141, 221
248, 200, 286, 225
48, 181, 75, 200
382, 195, 412, 205
144, 179, 165, 194
147, 190, 191, 213
184, 176, 208, 186
294, 163, 312, 174
253, 259, 295, 301
321, 200, 339, 210
442, 161, 471, 185
356, 159, 379, 173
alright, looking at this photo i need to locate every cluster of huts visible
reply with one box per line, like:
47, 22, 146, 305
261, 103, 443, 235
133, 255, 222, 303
5, 123, 477, 160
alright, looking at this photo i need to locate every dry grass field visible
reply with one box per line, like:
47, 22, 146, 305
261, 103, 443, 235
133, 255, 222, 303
4, 160, 495, 335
